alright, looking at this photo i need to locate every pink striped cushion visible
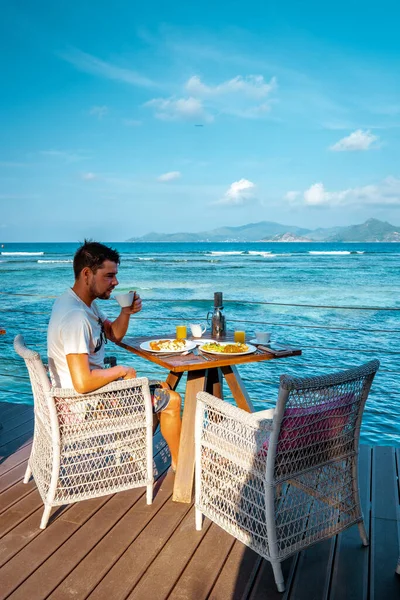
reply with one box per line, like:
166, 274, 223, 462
260, 392, 355, 455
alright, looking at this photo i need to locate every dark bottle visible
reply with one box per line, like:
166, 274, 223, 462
207, 292, 226, 339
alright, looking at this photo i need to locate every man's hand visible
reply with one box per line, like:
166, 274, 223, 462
121, 291, 142, 316
122, 366, 137, 379
103, 291, 142, 343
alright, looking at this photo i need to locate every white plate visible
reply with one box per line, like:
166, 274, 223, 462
192, 338, 215, 346
140, 339, 196, 353
249, 338, 271, 345
199, 342, 257, 356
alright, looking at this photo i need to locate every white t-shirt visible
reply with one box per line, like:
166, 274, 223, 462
47, 288, 107, 388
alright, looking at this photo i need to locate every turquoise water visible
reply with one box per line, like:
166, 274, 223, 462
1, 241, 399, 446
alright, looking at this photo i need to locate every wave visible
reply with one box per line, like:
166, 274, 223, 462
207, 251, 244, 256
37, 259, 72, 264
1, 251, 44, 256
247, 251, 272, 257
309, 251, 351, 255
138, 257, 155, 261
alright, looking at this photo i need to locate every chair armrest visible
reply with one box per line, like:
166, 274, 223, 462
196, 392, 273, 432
196, 392, 272, 471
50, 377, 149, 398
48, 377, 152, 425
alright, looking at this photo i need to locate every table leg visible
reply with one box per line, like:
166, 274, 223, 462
220, 364, 255, 413
172, 369, 206, 503
166, 371, 183, 391
205, 367, 223, 399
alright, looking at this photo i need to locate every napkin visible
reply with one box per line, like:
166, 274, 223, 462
258, 345, 295, 356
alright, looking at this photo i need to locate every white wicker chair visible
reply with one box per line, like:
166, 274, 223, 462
195, 360, 380, 593
14, 334, 154, 529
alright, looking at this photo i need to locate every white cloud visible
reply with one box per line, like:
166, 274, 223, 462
329, 129, 378, 152
144, 97, 213, 122
157, 171, 182, 182
89, 105, 109, 119
213, 178, 256, 206
284, 191, 300, 202
145, 74, 277, 124
183, 74, 277, 120
286, 177, 400, 208
186, 75, 277, 100
81, 172, 97, 180
59, 48, 156, 88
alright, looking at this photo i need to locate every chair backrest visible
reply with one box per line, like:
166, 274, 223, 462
266, 360, 380, 481
14, 334, 53, 429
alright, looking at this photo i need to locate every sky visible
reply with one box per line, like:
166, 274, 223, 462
1, 0, 400, 241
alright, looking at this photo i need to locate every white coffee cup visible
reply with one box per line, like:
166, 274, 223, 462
114, 291, 135, 308
255, 331, 271, 344
190, 323, 207, 338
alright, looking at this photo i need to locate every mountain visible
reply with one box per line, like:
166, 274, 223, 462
127, 219, 400, 243
328, 219, 400, 242
265, 232, 312, 242
127, 221, 311, 242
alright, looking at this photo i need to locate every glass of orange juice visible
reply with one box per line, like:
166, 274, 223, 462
176, 325, 187, 339
234, 330, 246, 343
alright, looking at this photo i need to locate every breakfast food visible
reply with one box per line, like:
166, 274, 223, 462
149, 339, 186, 352
201, 342, 249, 354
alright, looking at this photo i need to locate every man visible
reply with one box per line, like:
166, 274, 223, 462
48, 240, 181, 470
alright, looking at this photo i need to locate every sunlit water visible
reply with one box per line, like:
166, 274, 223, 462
1, 241, 399, 446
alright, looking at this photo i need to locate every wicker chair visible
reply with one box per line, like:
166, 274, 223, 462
14, 334, 154, 529
195, 360, 379, 593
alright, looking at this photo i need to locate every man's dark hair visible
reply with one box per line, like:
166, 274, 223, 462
73, 240, 120, 279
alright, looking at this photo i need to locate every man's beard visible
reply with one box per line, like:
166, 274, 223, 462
90, 282, 113, 300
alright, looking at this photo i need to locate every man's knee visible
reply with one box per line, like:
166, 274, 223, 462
167, 391, 182, 413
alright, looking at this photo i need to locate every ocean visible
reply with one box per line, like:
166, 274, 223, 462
1, 241, 399, 446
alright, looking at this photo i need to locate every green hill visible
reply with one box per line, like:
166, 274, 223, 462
127, 218, 400, 243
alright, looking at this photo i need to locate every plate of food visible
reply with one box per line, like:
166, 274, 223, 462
199, 341, 256, 356
140, 339, 196, 353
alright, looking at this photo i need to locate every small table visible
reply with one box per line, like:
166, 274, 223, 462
117, 335, 301, 503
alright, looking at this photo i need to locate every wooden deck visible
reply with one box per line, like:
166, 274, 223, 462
0, 402, 399, 600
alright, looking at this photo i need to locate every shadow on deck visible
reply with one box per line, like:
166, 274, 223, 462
0, 402, 399, 600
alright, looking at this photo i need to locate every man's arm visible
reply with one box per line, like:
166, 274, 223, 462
103, 291, 142, 343
66, 354, 136, 394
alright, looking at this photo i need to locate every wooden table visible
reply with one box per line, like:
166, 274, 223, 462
117, 335, 301, 503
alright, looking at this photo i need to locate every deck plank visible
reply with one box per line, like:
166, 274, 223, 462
0, 418, 34, 450
0, 489, 44, 540
167, 523, 236, 600
0, 403, 32, 422
0, 434, 167, 568
0, 442, 31, 477
288, 538, 336, 600
207, 541, 261, 600
49, 472, 185, 600
0, 403, 399, 600
0, 461, 30, 498
329, 445, 371, 600
127, 508, 213, 600
1, 444, 169, 600
370, 446, 400, 600
0, 477, 36, 515
7, 479, 168, 600
246, 555, 296, 600
0, 407, 33, 432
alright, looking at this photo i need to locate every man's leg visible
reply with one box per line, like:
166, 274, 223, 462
158, 390, 182, 471
150, 383, 182, 471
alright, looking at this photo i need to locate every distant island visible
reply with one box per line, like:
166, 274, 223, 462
127, 218, 400, 243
